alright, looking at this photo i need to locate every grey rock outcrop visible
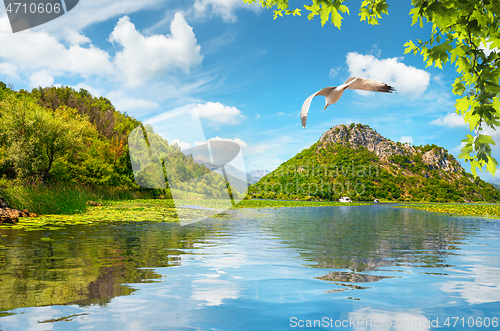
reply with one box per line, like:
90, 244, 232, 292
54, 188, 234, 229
421, 148, 461, 172
318, 124, 463, 174
0, 198, 37, 225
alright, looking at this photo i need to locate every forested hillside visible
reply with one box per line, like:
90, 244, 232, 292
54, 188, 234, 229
0, 82, 143, 188
0, 82, 240, 213
249, 123, 500, 202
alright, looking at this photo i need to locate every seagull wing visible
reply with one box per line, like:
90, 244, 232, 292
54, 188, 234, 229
300, 87, 335, 129
343, 77, 395, 93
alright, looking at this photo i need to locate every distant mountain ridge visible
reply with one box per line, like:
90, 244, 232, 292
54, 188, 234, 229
248, 123, 500, 202
247, 170, 271, 184
194, 160, 271, 186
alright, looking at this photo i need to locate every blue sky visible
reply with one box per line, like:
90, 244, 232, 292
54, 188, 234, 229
0, 0, 498, 183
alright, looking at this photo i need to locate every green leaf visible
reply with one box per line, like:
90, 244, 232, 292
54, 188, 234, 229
487, 155, 498, 175
475, 134, 495, 146
331, 8, 345, 28
470, 160, 482, 177
404, 40, 416, 54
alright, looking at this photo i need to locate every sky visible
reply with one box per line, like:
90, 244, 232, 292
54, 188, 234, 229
0, 0, 499, 183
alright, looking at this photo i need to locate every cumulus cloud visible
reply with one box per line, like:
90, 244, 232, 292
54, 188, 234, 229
431, 112, 467, 128
29, 71, 54, 88
0, 12, 204, 90
346, 52, 430, 98
399, 136, 413, 144
110, 13, 203, 87
62, 27, 91, 45
0, 63, 18, 78
0, 14, 114, 77
73, 83, 102, 97
194, 0, 262, 23
192, 102, 244, 125
172, 139, 193, 150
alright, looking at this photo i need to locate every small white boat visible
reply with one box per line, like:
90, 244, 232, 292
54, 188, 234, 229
374, 199, 380, 203
339, 197, 352, 203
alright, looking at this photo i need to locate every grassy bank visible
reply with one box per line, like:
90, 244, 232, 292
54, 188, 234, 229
171, 198, 369, 210
0, 184, 156, 215
8, 200, 177, 231
234, 199, 368, 208
398, 203, 500, 218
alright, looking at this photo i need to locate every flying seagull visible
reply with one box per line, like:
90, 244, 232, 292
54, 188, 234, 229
300, 77, 395, 129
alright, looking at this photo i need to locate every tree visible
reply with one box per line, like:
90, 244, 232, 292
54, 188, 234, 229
0, 95, 95, 181
243, 0, 500, 177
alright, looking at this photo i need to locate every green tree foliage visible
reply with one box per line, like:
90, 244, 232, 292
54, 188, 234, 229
0, 95, 94, 181
243, 0, 500, 177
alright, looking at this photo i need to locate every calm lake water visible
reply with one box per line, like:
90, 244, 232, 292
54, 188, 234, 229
0, 205, 499, 330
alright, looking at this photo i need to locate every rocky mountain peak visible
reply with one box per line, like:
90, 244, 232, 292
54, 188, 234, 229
318, 123, 462, 174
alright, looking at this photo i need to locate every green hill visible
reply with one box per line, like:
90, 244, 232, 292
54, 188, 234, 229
248, 123, 500, 203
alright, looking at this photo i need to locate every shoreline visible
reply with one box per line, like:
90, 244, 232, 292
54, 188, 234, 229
2, 199, 499, 231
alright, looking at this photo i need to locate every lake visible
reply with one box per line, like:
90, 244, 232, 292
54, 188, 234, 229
0, 204, 499, 330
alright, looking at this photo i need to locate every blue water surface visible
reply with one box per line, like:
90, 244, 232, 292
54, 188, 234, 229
0, 204, 499, 330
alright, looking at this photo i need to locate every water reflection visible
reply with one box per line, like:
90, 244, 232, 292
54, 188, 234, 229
438, 235, 500, 304
260, 205, 478, 271
0, 205, 498, 331
0, 221, 225, 311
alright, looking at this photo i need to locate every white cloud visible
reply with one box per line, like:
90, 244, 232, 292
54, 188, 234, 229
107, 91, 160, 112
0, 12, 204, 90
480, 125, 500, 150
29, 71, 54, 88
0, 14, 114, 76
62, 27, 91, 45
329, 68, 338, 77
431, 112, 467, 128
110, 13, 203, 87
194, 0, 261, 23
440, 254, 500, 304
451, 141, 467, 155
73, 83, 102, 97
480, 41, 499, 57
192, 102, 244, 125
172, 139, 193, 150
346, 52, 430, 98
369, 44, 382, 57
0, 63, 18, 78
399, 136, 413, 144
